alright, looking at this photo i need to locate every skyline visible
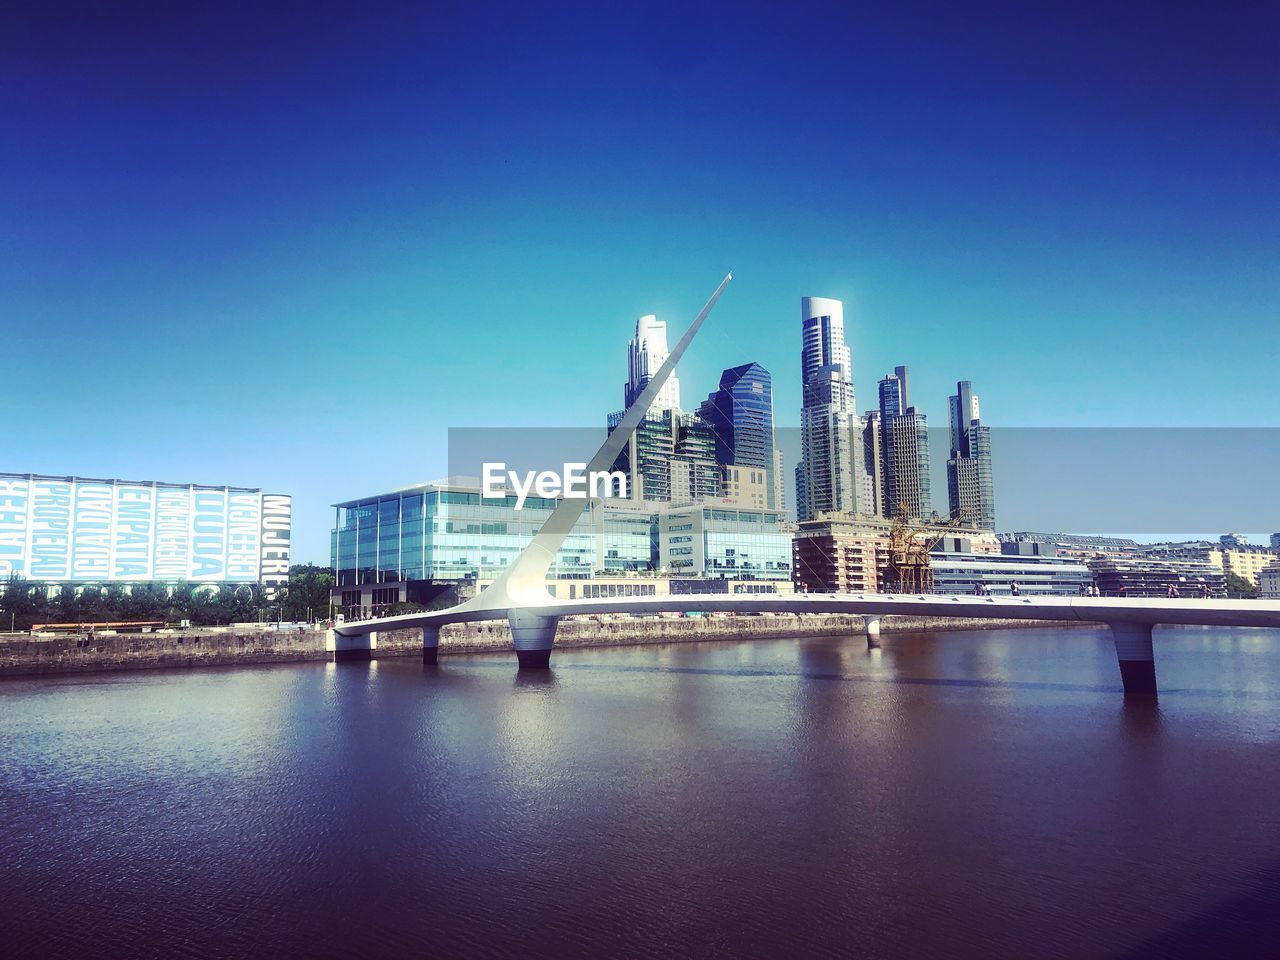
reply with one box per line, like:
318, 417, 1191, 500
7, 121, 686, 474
5, 1, 1278, 562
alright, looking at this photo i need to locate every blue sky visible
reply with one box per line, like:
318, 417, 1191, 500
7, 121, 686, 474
4, 1, 1277, 562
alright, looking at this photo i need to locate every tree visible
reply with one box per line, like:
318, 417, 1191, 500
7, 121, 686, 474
2, 575, 52, 631
279, 563, 335, 622
1224, 572, 1258, 598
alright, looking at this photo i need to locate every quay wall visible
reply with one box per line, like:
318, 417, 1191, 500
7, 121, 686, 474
0, 614, 1078, 678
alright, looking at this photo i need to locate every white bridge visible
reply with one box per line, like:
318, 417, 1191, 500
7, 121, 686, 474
334, 274, 1280, 696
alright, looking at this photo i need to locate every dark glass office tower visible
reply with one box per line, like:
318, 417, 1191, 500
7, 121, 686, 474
697, 362, 778, 509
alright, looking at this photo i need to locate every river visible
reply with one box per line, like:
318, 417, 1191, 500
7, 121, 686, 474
3, 625, 1279, 958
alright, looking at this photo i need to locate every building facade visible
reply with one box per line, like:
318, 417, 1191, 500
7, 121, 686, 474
657, 502, 792, 581
1088, 556, 1226, 597
0, 472, 290, 590
878, 366, 932, 520
609, 408, 721, 503
697, 362, 779, 509
792, 523, 888, 593
625, 314, 681, 412
946, 380, 995, 529
331, 479, 657, 588
1260, 563, 1280, 599
796, 296, 867, 521
929, 551, 1090, 596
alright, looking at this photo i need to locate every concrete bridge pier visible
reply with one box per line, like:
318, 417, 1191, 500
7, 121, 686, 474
510, 610, 559, 669
1110, 622, 1157, 697
864, 615, 883, 649
334, 630, 376, 662
421, 626, 441, 665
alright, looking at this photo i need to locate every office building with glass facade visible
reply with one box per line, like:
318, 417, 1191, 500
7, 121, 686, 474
657, 502, 792, 580
697, 362, 779, 509
331, 479, 657, 588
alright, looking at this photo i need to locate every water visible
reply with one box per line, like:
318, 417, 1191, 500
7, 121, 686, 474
3, 625, 1280, 959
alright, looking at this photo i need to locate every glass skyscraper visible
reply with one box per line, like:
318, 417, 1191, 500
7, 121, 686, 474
946, 380, 996, 529
697, 362, 778, 509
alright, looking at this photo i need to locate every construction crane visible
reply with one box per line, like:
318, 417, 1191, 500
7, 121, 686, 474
884, 504, 971, 593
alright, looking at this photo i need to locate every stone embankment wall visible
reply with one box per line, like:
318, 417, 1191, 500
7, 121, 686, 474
0, 614, 1078, 678
0, 629, 330, 677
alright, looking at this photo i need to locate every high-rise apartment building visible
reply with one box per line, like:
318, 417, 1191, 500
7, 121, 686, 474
609, 408, 720, 503
878, 366, 932, 520
697, 362, 779, 509
796, 297, 866, 520
860, 410, 885, 518
946, 380, 995, 529
608, 313, 719, 504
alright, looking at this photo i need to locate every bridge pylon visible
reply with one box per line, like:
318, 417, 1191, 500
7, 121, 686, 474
865, 615, 882, 649
510, 611, 559, 669
422, 626, 441, 665
1110, 622, 1157, 697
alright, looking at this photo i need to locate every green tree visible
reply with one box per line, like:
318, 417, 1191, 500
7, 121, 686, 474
2, 576, 52, 631
279, 563, 335, 622
1224, 572, 1258, 598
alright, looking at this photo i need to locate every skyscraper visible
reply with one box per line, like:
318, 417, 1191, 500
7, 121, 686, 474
946, 380, 995, 529
609, 408, 720, 503
625, 314, 681, 411
879, 365, 932, 520
860, 410, 885, 518
609, 314, 717, 504
796, 297, 866, 520
697, 362, 778, 509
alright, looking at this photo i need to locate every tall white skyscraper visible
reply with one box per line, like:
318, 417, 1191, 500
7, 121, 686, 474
797, 297, 869, 520
625, 314, 681, 412
800, 297, 851, 389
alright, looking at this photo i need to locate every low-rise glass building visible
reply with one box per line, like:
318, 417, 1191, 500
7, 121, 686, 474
331, 479, 656, 587
657, 502, 792, 580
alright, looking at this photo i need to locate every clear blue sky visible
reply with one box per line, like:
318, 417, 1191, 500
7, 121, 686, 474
4, 1, 1277, 562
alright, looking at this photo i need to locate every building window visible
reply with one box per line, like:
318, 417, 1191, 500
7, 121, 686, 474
372, 587, 398, 606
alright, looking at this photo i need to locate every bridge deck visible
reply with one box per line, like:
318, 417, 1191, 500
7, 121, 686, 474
335, 594, 1280, 636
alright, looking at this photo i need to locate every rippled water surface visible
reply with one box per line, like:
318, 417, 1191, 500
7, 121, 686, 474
4, 625, 1280, 959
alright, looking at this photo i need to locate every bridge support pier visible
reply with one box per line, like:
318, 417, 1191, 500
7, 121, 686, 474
422, 626, 440, 665
864, 615, 882, 649
1110, 622, 1157, 697
334, 630, 376, 662
510, 610, 559, 669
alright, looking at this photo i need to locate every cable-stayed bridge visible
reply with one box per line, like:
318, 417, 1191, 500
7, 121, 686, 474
334, 274, 1280, 696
